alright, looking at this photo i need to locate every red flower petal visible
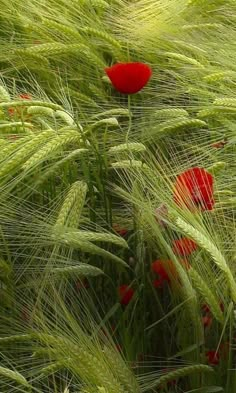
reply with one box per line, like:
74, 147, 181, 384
76, 279, 89, 291
211, 141, 227, 149
118, 284, 134, 306
202, 303, 211, 314
153, 278, 165, 289
202, 316, 212, 329
173, 167, 214, 211
151, 260, 171, 282
202, 302, 224, 314
105, 62, 152, 94
19, 93, 32, 100
113, 224, 128, 237
151, 259, 190, 287
8, 107, 15, 116
206, 350, 219, 365
172, 237, 198, 256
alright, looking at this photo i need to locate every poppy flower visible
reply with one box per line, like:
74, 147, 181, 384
173, 167, 214, 211
151, 260, 172, 283
211, 140, 227, 149
105, 62, 152, 94
8, 94, 32, 118
19, 93, 32, 100
202, 315, 212, 329
202, 303, 211, 313
76, 279, 89, 291
8, 107, 15, 117
118, 284, 134, 306
202, 302, 224, 314
113, 224, 128, 237
206, 350, 219, 365
7, 134, 19, 141
153, 278, 166, 289
152, 259, 190, 289
172, 237, 198, 256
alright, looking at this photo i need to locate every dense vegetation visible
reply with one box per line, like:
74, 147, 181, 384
0, 0, 236, 391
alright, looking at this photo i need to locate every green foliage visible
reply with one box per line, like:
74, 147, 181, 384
0, 0, 236, 392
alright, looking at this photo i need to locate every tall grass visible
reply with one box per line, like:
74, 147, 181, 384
0, 0, 236, 392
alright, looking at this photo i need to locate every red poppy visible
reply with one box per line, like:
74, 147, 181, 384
172, 237, 197, 256
118, 284, 134, 306
7, 134, 19, 141
211, 140, 227, 149
152, 259, 190, 289
19, 93, 32, 100
153, 278, 166, 289
206, 350, 219, 365
76, 279, 89, 291
113, 224, 128, 237
202, 316, 212, 329
8, 94, 32, 118
105, 62, 152, 94
151, 260, 171, 283
173, 167, 214, 211
8, 107, 15, 116
202, 303, 211, 314
202, 302, 224, 314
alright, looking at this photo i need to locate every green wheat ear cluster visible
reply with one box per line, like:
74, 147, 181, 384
0, 130, 55, 179
0, 122, 33, 133
27, 106, 55, 117
52, 264, 104, 277
108, 142, 146, 154
55, 110, 75, 126
91, 109, 130, 119
204, 71, 236, 82
189, 268, 224, 324
103, 347, 140, 393
64, 230, 128, 248
0, 100, 62, 111
55, 234, 127, 267
35, 148, 88, 187
153, 108, 189, 119
153, 365, 213, 389
175, 217, 236, 302
158, 118, 207, 135
0, 86, 10, 102
207, 162, 227, 175
55, 180, 88, 228
88, 118, 119, 132
80, 27, 121, 49
164, 52, 205, 68
22, 130, 82, 171
111, 160, 147, 169
0, 366, 31, 390
42, 18, 82, 41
